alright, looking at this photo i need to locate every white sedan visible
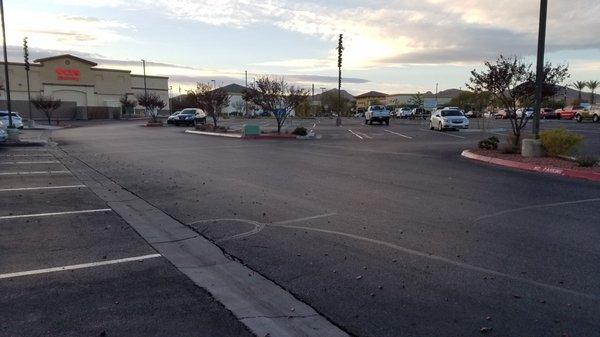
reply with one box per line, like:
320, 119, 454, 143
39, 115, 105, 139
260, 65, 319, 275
0, 121, 8, 142
0, 111, 24, 129
429, 109, 469, 131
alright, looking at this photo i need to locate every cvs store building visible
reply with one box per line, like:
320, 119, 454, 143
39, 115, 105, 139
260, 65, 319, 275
0, 54, 169, 121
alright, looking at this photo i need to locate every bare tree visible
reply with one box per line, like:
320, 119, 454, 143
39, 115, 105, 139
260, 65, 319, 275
469, 55, 569, 147
189, 83, 230, 128
31, 95, 62, 125
136, 93, 166, 123
243, 76, 309, 134
119, 94, 137, 116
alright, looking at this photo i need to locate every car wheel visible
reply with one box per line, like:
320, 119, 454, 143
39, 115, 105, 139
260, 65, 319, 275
593, 114, 599, 123
365, 119, 368, 125
576, 115, 583, 123
429, 122, 434, 130
369, 120, 373, 125
385, 120, 389, 126
438, 122, 443, 131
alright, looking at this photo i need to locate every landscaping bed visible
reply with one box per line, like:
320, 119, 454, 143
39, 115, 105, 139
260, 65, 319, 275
470, 149, 600, 173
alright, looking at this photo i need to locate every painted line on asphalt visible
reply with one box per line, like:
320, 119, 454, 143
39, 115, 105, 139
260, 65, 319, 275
422, 129, 466, 139
0, 160, 60, 165
357, 132, 373, 139
384, 129, 413, 139
473, 198, 600, 222
0, 208, 112, 220
189, 213, 337, 243
0, 153, 53, 158
0, 185, 86, 192
347, 129, 363, 139
268, 223, 600, 301
0, 170, 70, 176
0, 254, 162, 280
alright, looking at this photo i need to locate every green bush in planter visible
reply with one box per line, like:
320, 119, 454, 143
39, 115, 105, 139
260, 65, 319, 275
540, 129, 584, 157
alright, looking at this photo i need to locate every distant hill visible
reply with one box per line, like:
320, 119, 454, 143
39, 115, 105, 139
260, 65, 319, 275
313, 89, 356, 101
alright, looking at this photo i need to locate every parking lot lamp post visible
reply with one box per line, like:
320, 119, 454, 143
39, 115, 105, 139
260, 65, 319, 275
23, 37, 33, 127
532, 0, 548, 138
336, 34, 343, 127
141, 59, 147, 96
1, 0, 13, 128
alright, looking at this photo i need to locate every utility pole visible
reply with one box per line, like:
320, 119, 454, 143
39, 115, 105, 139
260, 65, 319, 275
336, 34, 344, 127
532, 0, 548, 138
1, 0, 13, 129
245, 70, 248, 117
312, 83, 315, 118
435, 83, 439, 109
141, 59, 147, 96
23, 37, 33, 127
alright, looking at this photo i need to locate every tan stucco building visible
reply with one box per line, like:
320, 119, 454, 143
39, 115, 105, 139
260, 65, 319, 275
0, 54, 169, 120
355, 91, 388, 111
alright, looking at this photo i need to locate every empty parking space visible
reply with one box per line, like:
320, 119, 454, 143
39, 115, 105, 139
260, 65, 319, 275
0, 147, 254, 336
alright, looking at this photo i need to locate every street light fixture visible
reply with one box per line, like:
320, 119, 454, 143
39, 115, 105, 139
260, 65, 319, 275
141, 59, 148, 96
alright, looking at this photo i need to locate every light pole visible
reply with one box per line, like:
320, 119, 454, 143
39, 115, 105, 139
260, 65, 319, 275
336, 34, 344, 126
23, 37, 33, 127
141, 59, 148, 96
532, 0, 548, 138
1, 0, 13, 129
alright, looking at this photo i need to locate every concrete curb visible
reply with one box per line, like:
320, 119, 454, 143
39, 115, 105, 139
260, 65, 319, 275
52, 148, 349, 337
461, 150, 600, 182
185, 129, 243, 139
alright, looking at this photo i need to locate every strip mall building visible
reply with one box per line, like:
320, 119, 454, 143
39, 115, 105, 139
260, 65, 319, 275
0, 54, 169, 120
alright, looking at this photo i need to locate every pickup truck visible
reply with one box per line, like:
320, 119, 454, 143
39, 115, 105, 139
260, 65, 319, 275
365, 105, 390, 125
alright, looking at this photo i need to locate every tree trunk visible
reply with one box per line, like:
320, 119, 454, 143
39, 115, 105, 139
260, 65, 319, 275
45, 111, 51, 125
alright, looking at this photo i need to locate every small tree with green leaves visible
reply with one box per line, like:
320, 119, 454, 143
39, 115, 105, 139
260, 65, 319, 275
572, 81, 587, 102
136, 93, 166, 123
469, 55, 569, 147
408, 92, 424, 108
119, 95, 137, 116
587, 80, 598, 105
243, 76, 309, 134
31, 95, 62, 125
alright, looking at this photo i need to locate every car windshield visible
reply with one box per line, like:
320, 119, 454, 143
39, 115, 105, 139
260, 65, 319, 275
441, 110, 462, 117
181, 110, 195, 115
371, 106, 383, 110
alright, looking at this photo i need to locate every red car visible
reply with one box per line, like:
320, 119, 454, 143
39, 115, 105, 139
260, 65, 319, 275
555, 106, 584, 120
540, 108, 558, 119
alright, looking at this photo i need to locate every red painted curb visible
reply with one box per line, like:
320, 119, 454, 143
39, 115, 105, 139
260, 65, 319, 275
461, 150, 600, 183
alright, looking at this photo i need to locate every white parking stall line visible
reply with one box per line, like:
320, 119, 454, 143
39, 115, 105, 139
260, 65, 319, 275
0, 254, 162, 280
0, 208, 112, 221
0, 153, 53, 158
0, 160, 60, 165
357, 132, 373, 139
347, 129, 363, 140
0, 185, 86, 193
384, 129, 413, 139
0, 171, 70, 176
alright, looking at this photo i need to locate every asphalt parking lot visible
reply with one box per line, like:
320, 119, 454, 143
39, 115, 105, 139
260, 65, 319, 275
5, 117, 600, 337
0, 147, 253, 336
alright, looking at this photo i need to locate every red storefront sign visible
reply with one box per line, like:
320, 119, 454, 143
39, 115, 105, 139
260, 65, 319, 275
55, 68, 81, 81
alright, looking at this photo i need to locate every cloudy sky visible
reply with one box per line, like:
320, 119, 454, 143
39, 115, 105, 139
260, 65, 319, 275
3, 0, 600, 95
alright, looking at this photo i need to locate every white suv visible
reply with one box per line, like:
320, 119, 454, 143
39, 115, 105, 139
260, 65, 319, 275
430, 109, 469, 131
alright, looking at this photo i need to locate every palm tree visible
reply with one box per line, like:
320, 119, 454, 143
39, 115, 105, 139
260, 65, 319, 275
572, 81, 587, 102
587, 80, 599, 105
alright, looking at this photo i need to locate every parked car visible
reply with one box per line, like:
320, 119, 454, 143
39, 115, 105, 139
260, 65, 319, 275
494, 109, 514, 119
259, 111, 271, 117
430, 109, 469, 131
540, 108, 558, 119
516, 107, 534, 119
555, 106, 583, 120
465, 111, 482, 118
575, 106, 600, 123
412, 108, 430, 120
354, 112, 364, 118
169, 108, 205, 126
395, 107, 413, 119
365, 105, 390, 125
166, 111, 181, 124
0, 111, 24, 129
0, 121, 7, 142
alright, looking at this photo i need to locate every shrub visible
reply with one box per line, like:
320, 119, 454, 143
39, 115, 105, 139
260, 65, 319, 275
478, 136, 500, 150
292, 126, 308, 136
540, 129, 584, 157
576, 155, 598, 167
